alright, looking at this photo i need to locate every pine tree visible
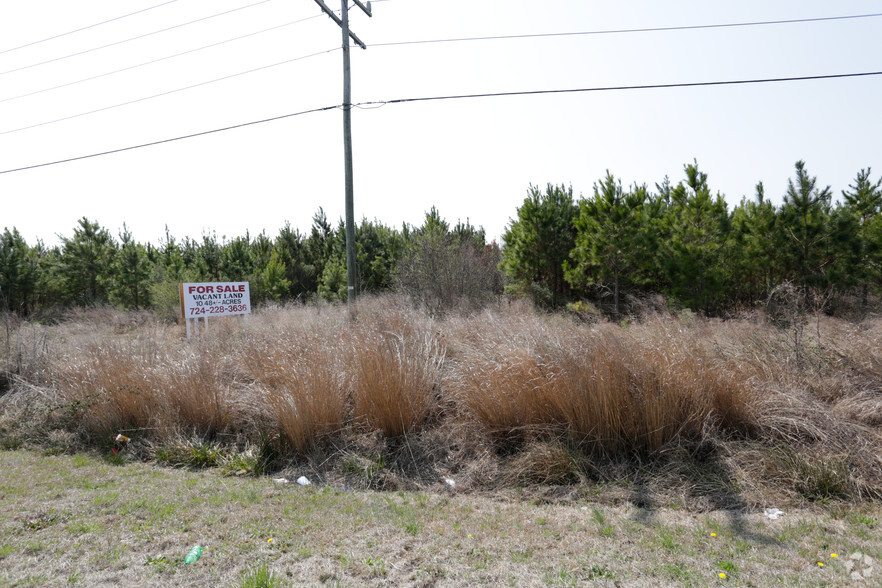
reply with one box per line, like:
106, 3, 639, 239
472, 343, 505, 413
727, 183, 784, 304
57, 217, 116, 306
502, 184, 578, 307
0, 228, 38, 315
841, 168, 882, 304
566, 172, 646, 316
662, 162, 730, 311
112, 224, 152, 309
779, 161, 833, 289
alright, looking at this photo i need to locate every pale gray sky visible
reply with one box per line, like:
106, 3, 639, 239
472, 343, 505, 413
2, 0, 880, 247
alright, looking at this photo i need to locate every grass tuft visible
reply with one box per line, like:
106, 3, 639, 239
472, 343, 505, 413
239, 562, 287, 588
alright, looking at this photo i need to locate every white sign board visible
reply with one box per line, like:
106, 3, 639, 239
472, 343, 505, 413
179, 282, 251, 318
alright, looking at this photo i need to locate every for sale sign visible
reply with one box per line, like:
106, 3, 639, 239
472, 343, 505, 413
179, 282, 251, 318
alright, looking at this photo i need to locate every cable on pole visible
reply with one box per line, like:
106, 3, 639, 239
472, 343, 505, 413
0, 0, 181, 56
0, 47, 341, 136
0, 14, 326, 104
361, 71, 882, 107
371, 12, 882, 48
1, 70, 880, 175
0, 0, 277, 76
0, 105, 338, 175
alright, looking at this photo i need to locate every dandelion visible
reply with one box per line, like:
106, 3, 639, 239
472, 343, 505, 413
710, 532, 717, 537
267, 538, 274, 544
718, 572, 727, 579
830, 553, 838, 558
817, 561, 825, 567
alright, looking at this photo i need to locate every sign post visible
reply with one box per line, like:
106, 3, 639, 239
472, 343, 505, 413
179, 282, 251, 338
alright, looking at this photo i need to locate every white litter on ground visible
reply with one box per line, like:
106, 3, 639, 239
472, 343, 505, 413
296, 476, 311, 486
764, 508, 785, 519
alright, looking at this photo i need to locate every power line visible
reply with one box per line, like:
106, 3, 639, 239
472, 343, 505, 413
0, 14, 325, 104
0, 0, 277, 76
0, 47, 340, 136
371, 12, 882, 48
360, 71, 882, 107
0, 0, 181, 56
2, 70, 880, 176
4, 9, 875, 109
0, 105, 337, 175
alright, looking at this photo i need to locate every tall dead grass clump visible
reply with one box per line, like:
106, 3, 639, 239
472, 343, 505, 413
157, 346, 235, 436
48, 318, 238, 440
447, 310, 758, 455
1, 313, 49, 392
241, 334, 345, 454
347, 306, 444, 437
51, 337, 164, 438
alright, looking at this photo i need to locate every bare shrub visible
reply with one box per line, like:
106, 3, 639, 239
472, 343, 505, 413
397, 231, 503, 316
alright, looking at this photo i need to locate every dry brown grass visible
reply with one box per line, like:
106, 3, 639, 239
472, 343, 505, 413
445, 312, 757, 455
2, 297, 881, 503
46, 326, 237, 441
241, 335, 345, 453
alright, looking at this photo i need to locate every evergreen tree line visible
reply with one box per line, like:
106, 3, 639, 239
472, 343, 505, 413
2, 160, 880, 318
0, 206, 500, 318
503, 161, 882, 314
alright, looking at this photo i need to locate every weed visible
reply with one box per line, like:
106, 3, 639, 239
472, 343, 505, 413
72, 454, 91, 467
1, 436, 22, 450
66, 521, 101, 535
656, 526, 680, 551
542, 566, 577, 586
145, 554, 175, 575
850, 514, 877, 528
342, 451, 385, 483
783, 452, 852, 501
363, 556, 387, 577
661, 562, 696, 583
239, 562, 287, 588
23, 511, 60, 531
584, 563, 614, 579
510, 549, 533, 563
717, 560, 738, 575
154, 440, 222, 469
221, 448, 267, 477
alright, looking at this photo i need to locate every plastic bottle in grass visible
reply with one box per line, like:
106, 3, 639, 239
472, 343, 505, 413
184, 545, 203, 565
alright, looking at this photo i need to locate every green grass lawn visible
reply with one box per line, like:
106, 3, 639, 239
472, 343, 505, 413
1, 450, 878, 587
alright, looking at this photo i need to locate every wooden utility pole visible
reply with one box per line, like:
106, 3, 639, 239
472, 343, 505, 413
313, 0, 371, 319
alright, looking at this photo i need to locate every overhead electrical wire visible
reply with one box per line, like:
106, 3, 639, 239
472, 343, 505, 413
2, 70, 880, 175
360, 71, 882, 107
0, 47, 341, 136
0, 0, 277, 76
0, 0, 181, 56
371, 12, 882, 48
0, 13, 326, 104
3, 9, 878, 124
0, 104, 338, 175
